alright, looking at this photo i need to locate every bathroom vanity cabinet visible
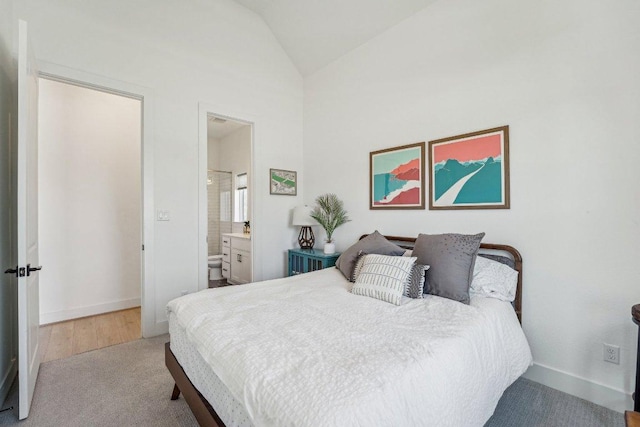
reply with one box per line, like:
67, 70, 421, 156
221, 233, 252, 285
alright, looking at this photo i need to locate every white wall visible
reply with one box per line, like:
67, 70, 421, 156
0, 0, 17, 404
13, 0, 304, 333
207, 137, 221, 172
219, 125, 252, 222
304, 0, 640, 412
208, 125, 252, 239
38, 79, 141, 324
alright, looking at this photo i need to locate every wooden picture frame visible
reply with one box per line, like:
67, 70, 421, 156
369, 142, 425, 210
428, 126, 510, 210
269, 168, 297, 196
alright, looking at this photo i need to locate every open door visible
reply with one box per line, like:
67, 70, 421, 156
16, 19, 41, 420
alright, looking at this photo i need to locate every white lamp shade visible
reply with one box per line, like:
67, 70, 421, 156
292, 205, 318, 226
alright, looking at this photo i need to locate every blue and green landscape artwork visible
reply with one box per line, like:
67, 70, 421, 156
372, 144, 422, 207
432, 132, 506, 207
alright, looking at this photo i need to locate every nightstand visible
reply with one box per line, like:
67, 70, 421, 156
288, 249, 340, 276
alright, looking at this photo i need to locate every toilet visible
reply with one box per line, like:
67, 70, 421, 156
208, 254, 224, 280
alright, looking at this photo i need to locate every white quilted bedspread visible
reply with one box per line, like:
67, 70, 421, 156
167, 268, 532, 427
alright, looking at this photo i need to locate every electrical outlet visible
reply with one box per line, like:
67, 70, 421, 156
603, 343, 620, 364
157, 210, 170, 221
181, 290, 189, 296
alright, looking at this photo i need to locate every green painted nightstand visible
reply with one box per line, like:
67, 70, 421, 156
288, 248, 341, 276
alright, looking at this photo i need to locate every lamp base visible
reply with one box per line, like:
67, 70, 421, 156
298, 226, 315, 249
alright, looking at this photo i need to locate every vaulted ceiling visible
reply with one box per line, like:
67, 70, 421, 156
233, 0, 438, 76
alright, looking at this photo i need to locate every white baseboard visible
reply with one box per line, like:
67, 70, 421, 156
0, 358, 16, 405
523, 362, 634, 413
152, 320, 169, 337
40, 297, 141, 325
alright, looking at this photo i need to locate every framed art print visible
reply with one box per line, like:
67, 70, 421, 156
270, 168, 297, 196
428, 126, 510, 210
370, 142, 425, 210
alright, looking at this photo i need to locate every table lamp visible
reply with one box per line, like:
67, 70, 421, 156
292, 205, 318, 249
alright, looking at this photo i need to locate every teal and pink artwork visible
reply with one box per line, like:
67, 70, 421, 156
428, 126, 510, 210
370, 142, 425, 209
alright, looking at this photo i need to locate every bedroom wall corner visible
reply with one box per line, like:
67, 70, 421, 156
303, 0, 640, 413
13, 0, 304, 336
523, 363, 634, 414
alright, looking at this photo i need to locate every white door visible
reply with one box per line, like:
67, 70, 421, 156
17, 19, 41, 420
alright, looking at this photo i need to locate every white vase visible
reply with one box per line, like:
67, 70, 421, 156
324, 242, 336, 254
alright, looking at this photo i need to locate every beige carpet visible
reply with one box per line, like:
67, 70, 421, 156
0, 335, 198, 427
0, 335, 625, 426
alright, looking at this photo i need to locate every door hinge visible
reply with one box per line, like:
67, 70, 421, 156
142, 244, 145, 251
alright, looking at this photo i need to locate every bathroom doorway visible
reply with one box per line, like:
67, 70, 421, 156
205, 114, 252, 288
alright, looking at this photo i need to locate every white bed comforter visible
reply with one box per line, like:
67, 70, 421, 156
167, 268, 532, 427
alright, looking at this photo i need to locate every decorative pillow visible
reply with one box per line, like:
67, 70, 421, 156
406, 264, 430, 298
351, 254, 416, 305
470, 256, 518, 302
350, 251, 367, 282
335, 231, 406, 281
412, 233, 485, 304
352, 254, 428, 299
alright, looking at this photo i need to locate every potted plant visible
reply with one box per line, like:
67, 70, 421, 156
310, 193, 350, 254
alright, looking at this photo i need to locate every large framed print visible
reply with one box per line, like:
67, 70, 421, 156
429, 126, 510, 210
370, 142, 425, 210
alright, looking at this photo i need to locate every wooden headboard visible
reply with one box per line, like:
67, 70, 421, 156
359, 234, 523, 323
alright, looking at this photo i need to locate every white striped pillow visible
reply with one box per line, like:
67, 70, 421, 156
351, 254, 417, 305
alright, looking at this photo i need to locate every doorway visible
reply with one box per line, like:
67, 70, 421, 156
198, 105, 255, 291
37, 77, 142, 357
206, 115, 252, 287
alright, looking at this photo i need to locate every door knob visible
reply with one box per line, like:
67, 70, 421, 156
26, 264, 42, 276
4, 266, 18, 277
4, 266, 26, 277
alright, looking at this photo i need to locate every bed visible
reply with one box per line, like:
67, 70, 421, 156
165, 235, 532, 427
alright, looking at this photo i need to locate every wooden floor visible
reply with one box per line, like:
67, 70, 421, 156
39, 307, 141, 363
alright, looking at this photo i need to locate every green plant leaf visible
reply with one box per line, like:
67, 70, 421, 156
310, 193, 350, 243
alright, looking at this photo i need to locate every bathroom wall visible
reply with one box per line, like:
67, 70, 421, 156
207, 170, 232, 255
218, 125, 252, 228
207, 125, 252, 246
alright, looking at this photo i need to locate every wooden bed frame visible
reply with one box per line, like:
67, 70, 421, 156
165, 235, 523, 427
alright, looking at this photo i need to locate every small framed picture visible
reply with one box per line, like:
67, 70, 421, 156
428, 126, 510, 210
370, 142, 425, 209
270, 168, 297, 196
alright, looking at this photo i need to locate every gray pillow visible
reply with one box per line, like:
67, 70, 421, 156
335, 231, 406, 281
412, 233, 485, 304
